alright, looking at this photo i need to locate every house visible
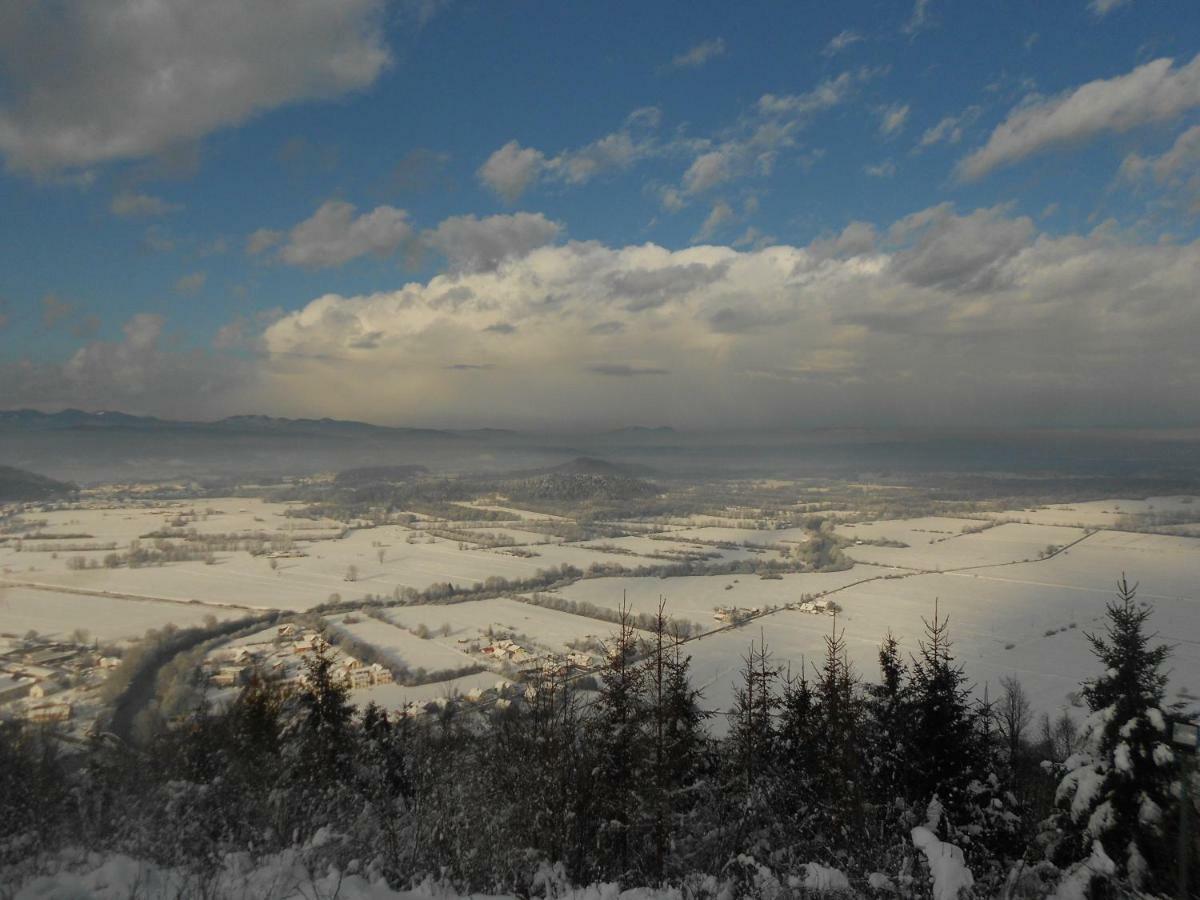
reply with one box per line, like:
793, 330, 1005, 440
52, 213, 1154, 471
27, 702, 72, 723
29, 682, 59, 700
210, 665, 250, 687
278, 623, 298, 638
0, 675, 33, 704
25, 647, 79, 667
368, 663, 393, 685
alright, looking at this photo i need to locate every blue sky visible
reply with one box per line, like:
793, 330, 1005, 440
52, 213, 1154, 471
1, 0, 1199, 428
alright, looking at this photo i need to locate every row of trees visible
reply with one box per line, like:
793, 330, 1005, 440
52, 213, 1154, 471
0, 580, 1192, 898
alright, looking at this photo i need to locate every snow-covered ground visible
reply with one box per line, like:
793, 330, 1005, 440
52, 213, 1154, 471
3, 497, 1198, 728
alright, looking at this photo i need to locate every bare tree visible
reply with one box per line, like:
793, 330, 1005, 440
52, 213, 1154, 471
996, 674, 1032, 761
345, 564, 358, 582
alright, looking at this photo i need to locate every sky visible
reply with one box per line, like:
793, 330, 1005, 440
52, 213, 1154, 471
1, 0, 1199, 429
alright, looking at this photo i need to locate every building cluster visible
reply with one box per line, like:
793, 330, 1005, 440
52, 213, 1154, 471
0, 639, 119, 723
202, 623, 394, 692
479, 638, 534, 664
712, 597, 839, 624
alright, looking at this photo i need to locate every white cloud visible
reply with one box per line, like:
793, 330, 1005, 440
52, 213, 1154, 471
879, 103, 910, 137
865, 160, 897, 177
479, 110, 662, 202
1088, 0, 1132, 17
903, 0, 932, 35
279, 201, 413, 268
693, 201, 735, 243
478, 141, 548, 203
0, 0, 391, 173
682, 151, 734, 195
823, 30, 864, 57
241, 206, 1200, 427
958, 53, 1200, 180
756, 68, 881, 118
917, 106, 981, 148
425, 213, 563, 273
1119, 125, 1200, 214
669, 38, 726, 70
110, 191, 181, 218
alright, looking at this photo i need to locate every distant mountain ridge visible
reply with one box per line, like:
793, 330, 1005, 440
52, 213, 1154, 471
0, 409, 454, 438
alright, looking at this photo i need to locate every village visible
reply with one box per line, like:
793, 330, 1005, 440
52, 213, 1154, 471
0, 634, 120, 725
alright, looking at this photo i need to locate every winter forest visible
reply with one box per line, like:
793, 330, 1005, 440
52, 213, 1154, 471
2, 577, 1193, 899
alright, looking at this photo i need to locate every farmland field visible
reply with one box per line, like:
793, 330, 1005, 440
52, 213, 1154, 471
2, 491, 1198, 727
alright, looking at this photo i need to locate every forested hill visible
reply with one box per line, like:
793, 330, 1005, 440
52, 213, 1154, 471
0, 465, 76, 502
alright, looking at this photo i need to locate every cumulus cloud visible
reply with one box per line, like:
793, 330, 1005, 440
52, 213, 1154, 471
887, 203, 1035, 293
110, 191, 182, 218
279, 201, 413, 268
668, 38, 726, 70
958, 53, 1200, 180
0, 0, 391, 174
478, 141, 547, 203
479, 110, 662, 202
240, 207, 1200, 427
865, 160, 897, 178
424, 213, 563, 272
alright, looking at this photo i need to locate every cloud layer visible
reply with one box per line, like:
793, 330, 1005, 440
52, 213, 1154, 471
9, 201, 1200, 427
231, 204, 1200, 427
0, 0, 390, 173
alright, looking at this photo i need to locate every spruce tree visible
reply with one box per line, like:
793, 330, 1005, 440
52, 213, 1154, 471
908, 602, 981, 822
588, 599, 648, 881
811, 616, 864, 841
1054, 576, 1179, 893
865, 631, 911, 810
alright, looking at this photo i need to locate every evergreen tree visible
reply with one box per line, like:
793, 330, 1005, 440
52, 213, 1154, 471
727, 634, 779, 791
777, 658, 817, 778
907, 602, 981, 822
643, 601, 709, 878
1053, 576, 1180, 894
588, 599, 649, 881
811, 616, 865, 841
864, 631, 911, 810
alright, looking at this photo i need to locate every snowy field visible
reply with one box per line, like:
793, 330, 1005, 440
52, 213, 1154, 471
981, 494, 1200, 529
839, 521, 1090, 570
381, 596, 612, 655
668, 525, 816, 546
686, 531, 1200, 728
0, 585, 246, 642
2, 495, 1197, 727
323, 615, 477, 672
355, 670, 506, 708
536, 567, 892, 627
